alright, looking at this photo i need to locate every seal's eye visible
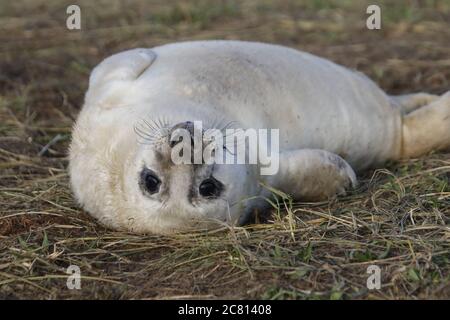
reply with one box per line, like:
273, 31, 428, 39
140, 168, 161, 195
199, 177, 223, 198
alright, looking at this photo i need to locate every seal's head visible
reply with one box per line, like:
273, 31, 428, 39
70, 117, 257, 234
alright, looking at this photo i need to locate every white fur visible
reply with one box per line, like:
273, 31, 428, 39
69, 40, 450, 234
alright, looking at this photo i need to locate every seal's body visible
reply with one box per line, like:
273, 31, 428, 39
70, 41, 450, 233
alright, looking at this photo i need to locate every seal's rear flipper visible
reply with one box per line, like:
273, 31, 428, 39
85, 49, 157, 109
391, 92, 439, 114
401, 91, 450, 158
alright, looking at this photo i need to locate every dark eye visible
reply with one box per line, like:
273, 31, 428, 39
199, 177, 223, 198
140, 168, 161, 195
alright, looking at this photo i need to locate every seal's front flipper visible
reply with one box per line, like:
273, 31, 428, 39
85, 48, 157, 109
264, 149, 357, 201
89, 48, 156, 87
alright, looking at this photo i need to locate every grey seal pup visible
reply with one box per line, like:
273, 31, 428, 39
69, 40, 450, 234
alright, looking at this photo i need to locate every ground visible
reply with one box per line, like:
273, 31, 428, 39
0, 0, 449, 299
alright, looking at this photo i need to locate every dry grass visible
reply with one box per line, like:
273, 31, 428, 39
0, 0, 449, 299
